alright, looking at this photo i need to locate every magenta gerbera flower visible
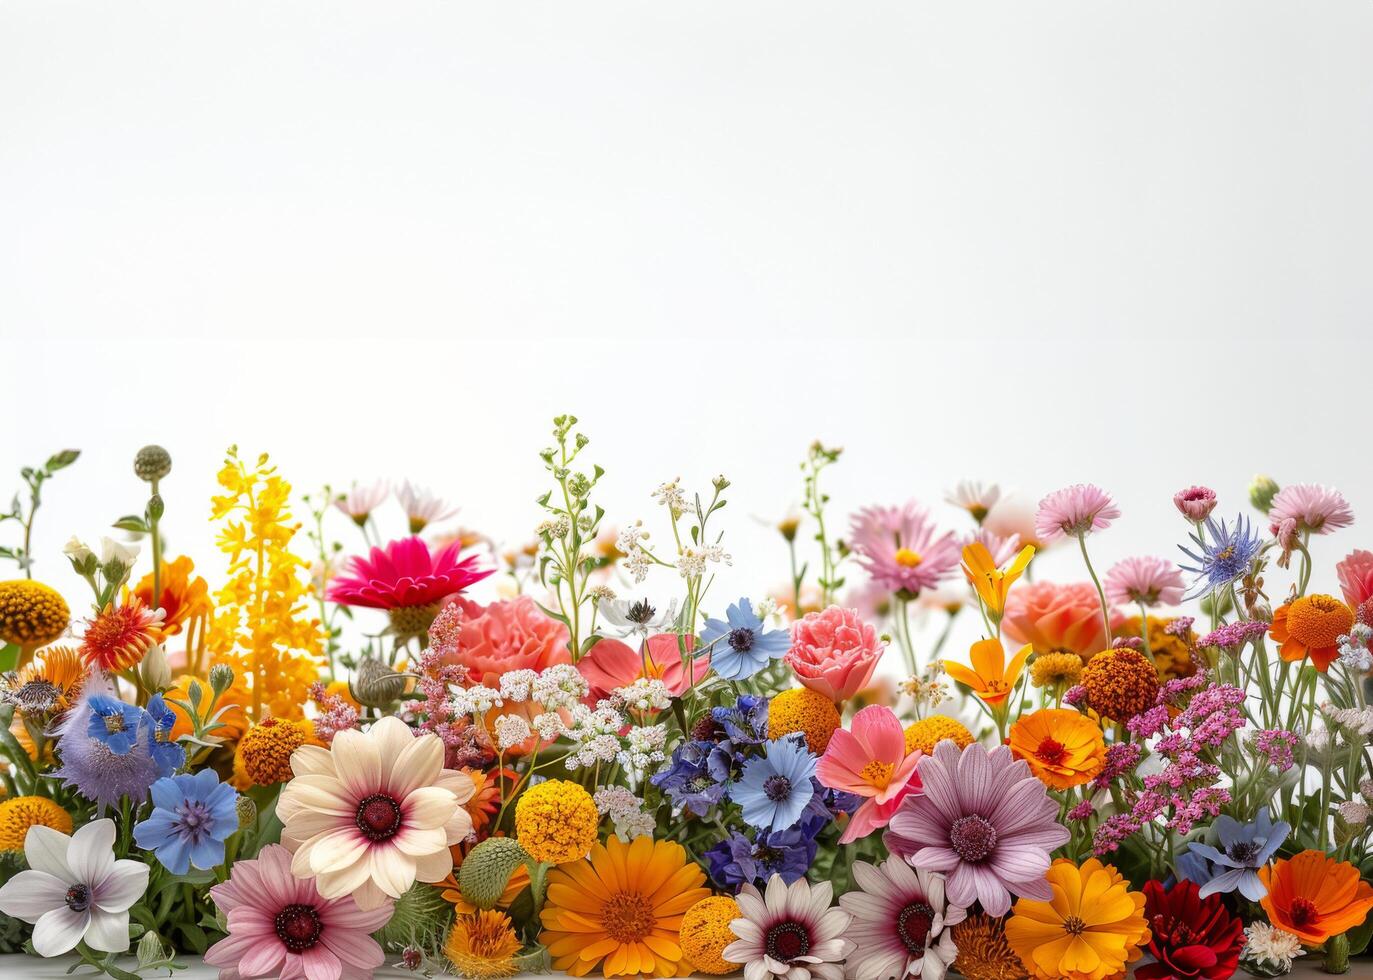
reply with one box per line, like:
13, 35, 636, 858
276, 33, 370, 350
885, 741, 1069, 916
205, 844, 391, 980
849, 503, 959, 597
1105, 555, 1185, 608
327, 536, 492, 611
1034, 483, 1120, 542
1268, 483, 1354, 536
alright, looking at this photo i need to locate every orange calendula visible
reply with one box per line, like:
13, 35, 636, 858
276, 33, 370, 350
1270, 594, 1354, 673
1258, 850, 1373, 945
943, 637, 1031, 709
1008, 708, 1106, 790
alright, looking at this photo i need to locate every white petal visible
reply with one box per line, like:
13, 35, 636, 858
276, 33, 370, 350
69, 819, 116, 887
23, 825, 76, 884
93, 861, 148, 913
0, 870, 67, 921
31, 905, 88, 957
386, 731, 443, 797
84, 908, 132, 953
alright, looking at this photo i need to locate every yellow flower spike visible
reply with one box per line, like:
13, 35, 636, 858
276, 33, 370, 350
961, 542, 1035, 620
943, 637, 1031, 709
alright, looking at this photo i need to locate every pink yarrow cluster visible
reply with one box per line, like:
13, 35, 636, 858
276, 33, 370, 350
308, 683, 360, 743
414, 604, 494, 769
1198, 619, 1271, 651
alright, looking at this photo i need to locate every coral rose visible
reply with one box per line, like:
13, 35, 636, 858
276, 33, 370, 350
784, 605, 883, 703
1003, 581, 1117, 659
440, 596, 571, 686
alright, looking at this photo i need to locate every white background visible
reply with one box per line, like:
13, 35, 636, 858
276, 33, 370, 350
1, 3, 1371, 977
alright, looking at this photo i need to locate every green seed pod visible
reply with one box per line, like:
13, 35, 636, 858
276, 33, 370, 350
235, 795, 258, 829
352, 657, 407, 707
459, 837, 530, 910
134, 445, 172, 482
1249, 475, 1280, 515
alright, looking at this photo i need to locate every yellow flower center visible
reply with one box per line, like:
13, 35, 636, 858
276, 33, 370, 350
1287, 594, 1354, 648
860, 760, 895, 790
894, 548, 923, 568
600, 892, 657, 944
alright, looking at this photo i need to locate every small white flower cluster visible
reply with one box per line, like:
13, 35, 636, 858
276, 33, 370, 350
530, 664, 589, 710
594, 786, 656, 841
675, 543, 731, 579
617, 723, 668, 774
1240, 922, 1304, 973
1336, 624, 1373, 672
557, 703, 627, 770
1336, 779, 1373, 827
450, 685, 503, 717
494, 714, 532, 751
536, 515, 572, 538
1321, 702, 1373, 737
611, 678, 672, 714
651, 478, 689, 518
498, 669, 539, 703
617, 521, 652, 584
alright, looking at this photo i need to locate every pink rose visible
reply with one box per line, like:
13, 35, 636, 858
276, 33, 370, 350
577, 633, 710, 702
441, 595, 571, 686
784, 606, 884, 703
1002, 580, 1116, 658
1337, 550, 1373, 610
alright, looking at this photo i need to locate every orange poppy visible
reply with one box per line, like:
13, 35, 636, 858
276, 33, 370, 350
1270, 595, 1354, 673
1258, 850, 1373, 945
943, 637, 1031, 708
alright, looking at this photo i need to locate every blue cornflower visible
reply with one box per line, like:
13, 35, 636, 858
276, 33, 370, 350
143, 694, 183, 777
1179, 811, 1290, 901
711, 695, 769, 745
87, 695, 144, 756
1178, 514, 1264, 600
650, 741, 726, 816
133, 770, 240, 874
732, 738, 816, 831
703, 826, 818, 891
700, 599, 791, 680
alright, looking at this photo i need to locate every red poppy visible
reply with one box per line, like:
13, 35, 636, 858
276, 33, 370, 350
1136, 879, 1244, 980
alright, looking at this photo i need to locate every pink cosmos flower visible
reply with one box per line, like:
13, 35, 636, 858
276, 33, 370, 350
1002, 580, 1116, 658
849, 503, 960, 596
576, 632, 710, 701
1268, 483, 1354, 535
1172, 486, 1218, 522
1337, 550, 1373, 609
1034, 484, 1120, 542
1104, 556, 1185, 608
816, 705, 922, 844
885, 741, 1069, 917
785, 606, 885, 703
327, 537, 492, 610
205, 844, 391, 980
439, 596, 571, 686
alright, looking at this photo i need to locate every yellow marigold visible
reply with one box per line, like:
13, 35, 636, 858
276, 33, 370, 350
514, 779, 598, 866
679, 895, 742, 976
1079, 647, 1160, 724
0, 796, 72, 852
1028, 652, 1082, 690
237, 717, 318, 786
951, 914, 1028, 980
445, 909, 521, 979
1116, 616, 1196, 681
768, 687, 842, 754
903, 715, 975, 756
1008, 709, 1106, 790
1004, 858, 1150, 980
0, 580, 70, 648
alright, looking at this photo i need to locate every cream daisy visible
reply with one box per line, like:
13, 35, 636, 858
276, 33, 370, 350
725, 874, 853, 980
838, 860, 965, 980
277, 716, 475, 910
396, 480, 460, 534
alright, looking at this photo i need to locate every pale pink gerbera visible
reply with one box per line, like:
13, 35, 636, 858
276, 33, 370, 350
849, 503, 960, 597
724, 875, 853, 980
277, 717, 475, 910
1104, 556, 1185, 608
816, 705, 923, 844
205, 844, 391, 980
1034, 484, 1120, 542
1268, 483, 1354, 535
1172, 486, 1218, 522
838, 860, 966, 980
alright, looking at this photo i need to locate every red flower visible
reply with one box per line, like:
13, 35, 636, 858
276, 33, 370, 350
327, 536, 492, 609
1136, 879, 1243, 980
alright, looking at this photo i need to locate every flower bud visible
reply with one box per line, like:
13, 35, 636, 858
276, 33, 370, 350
235, 794, 258, 829
139, 643, 171, 692
1172, 486, 1217, 522
353, 657, 407, 707
459, 837, 530, 909
209, 663, 235, 696
1249, 475, 1280, 515
134, 445, 172, 482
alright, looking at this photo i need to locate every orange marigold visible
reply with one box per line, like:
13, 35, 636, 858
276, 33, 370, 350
1270, 595, 1354, 673
1008, 708, 1106, 790
768, 686, 842, 754
1079, 646, 1160, 723
236, 717, 318, 786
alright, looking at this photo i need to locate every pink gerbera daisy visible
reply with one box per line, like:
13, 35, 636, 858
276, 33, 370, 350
1104, 555, 1185, 608
816, 705, 923, 844
205, 844, 391, 980
849, 503, 960, 597
1268, 483, 1354, 535
328, 537, 492, 610
885, 741, 1069, 917
1034, 484, 1120, 542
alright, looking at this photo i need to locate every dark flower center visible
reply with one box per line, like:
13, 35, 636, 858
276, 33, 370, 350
1227, 841, 1260, 864
64, 884, 90, 913
16, 680, 61, 713
628, 600, 656, 624
1289, 897, 1318, 928
763, 775, 792, 802
949, 815, 998, 863
897, 900, 935, 953
176, 800, 213, 842
1063, 915, 1086, 935
274, 903, 324, 952
1035, 738, 1067, 766
728, 628, 756, 653
765, 920, 811, 962
356, 793, 403, 841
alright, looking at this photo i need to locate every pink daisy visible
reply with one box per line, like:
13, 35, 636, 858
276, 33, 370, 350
1104, 555, 1185, 608
838, 860, 966, 980
816, 705, 922, 844
724, 875, 853, 980
1034, 484, 1120, 542
885, 741, 1069, 917
327, 536, 492, 610
1268, 483, 1354, 535
205, 844, 392, 980
1172, 486, 1218, 522
849, 503, 960, 597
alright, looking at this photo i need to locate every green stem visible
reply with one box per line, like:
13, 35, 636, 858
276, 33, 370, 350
1077, 534, 1113, 650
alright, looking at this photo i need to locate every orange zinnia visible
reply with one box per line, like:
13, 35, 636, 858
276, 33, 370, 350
1258, 850, 1373, 945
78, 597, 165, 672
943, 638, 1031, 709
132, 555, 211, 636
1270, 595, 1354, 673
1008, 708, 1107, 790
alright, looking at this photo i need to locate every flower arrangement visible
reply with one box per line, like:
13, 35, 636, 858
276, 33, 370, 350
0, 420, 1371, 980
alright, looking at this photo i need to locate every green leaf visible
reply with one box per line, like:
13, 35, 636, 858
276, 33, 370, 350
112, 515, 149, 533
0, 643, 19, 673
45, 449, 81, 471
1347, 905, 1373, 955
579, 634, 603, 657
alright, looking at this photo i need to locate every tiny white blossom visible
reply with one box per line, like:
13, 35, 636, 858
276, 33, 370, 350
624, 549, 652, 584
616, 521, 648, 554
532, 664, 589, 710
499, 669, 539, 703
1241, 922, 1304, 974
532, 712, 566, 740
612, 678, 672, 714
494, 714, 533, 751
652, 479, 689, 518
